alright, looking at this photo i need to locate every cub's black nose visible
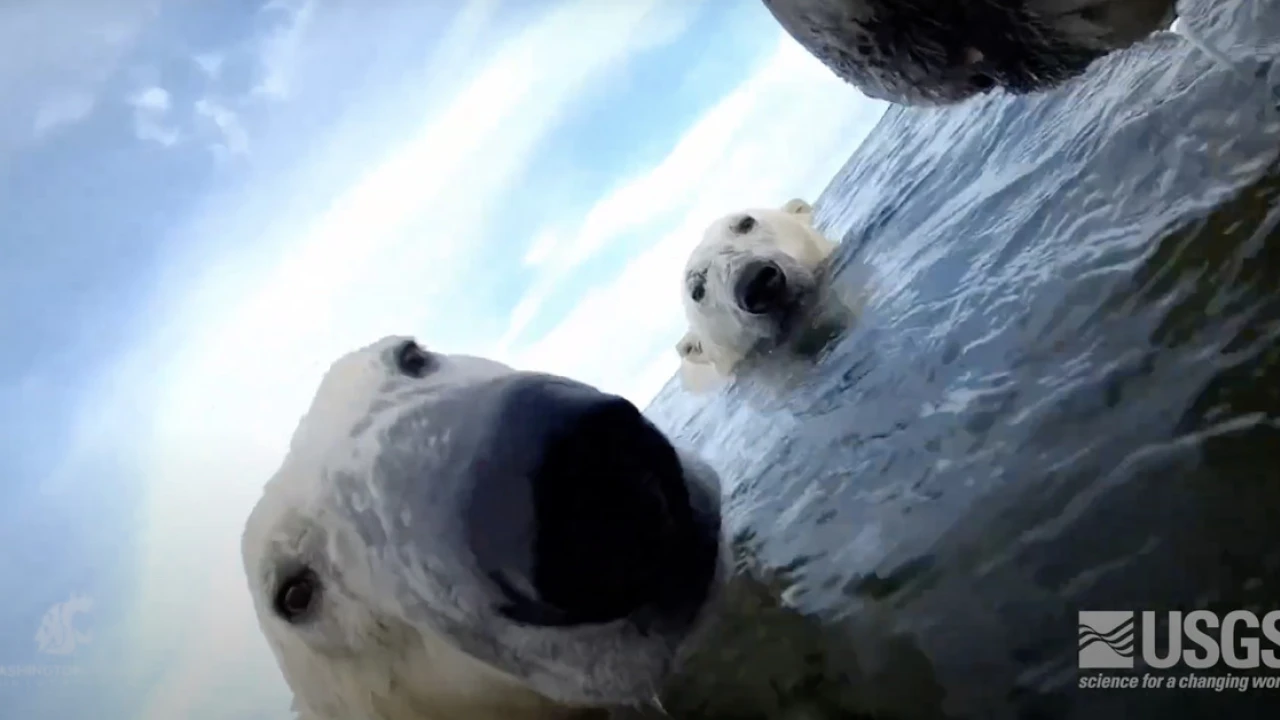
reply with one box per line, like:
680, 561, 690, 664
734, 259, 787, 315
463, 374, 712, 627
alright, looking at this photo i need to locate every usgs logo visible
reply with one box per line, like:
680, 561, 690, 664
1079, 610, 1280, 670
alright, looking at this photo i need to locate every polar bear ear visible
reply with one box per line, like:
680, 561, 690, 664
781, 198, 813, 216
676, 330, 728, 394
675, 330, 708, 364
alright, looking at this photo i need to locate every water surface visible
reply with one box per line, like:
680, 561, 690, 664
645, 4, 1280, 717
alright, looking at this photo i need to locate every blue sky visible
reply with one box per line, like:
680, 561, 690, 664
0, 1, 886, 717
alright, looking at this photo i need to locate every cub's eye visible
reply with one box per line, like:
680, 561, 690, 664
731, 215, 756, 234
690, 282, 705, 303
274, 568, 320, 622
394, 339, 433, 377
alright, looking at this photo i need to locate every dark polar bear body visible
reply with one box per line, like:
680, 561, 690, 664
762, 0, 1177, 104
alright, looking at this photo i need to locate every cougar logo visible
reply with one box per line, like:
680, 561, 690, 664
34, 593, 94, 656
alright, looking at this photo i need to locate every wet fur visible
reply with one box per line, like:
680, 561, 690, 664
676, 199, 848, 393
762, 0, 1178, 104
244, 338, 898, 720
242, 337, 730, 720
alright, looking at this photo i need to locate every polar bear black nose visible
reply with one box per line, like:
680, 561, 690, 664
735, 259, 787, 315
464, 374, 713, 628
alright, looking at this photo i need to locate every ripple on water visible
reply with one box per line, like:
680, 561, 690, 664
645, 9, 1280, 718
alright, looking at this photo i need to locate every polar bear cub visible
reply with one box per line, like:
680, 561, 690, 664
241, 336, 726, 720
676, 198, 845, 391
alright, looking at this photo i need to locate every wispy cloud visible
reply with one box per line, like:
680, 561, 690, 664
128, 86, 181, 146
251, 0, 316, 100
194, 97, 249, 158
32, 90, 97, 137
0, 0, 157, 153
118, 1, 318, 158
192, 52, 224, 80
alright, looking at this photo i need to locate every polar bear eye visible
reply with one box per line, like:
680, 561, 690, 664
690, 281, 705, 303
731, 215, 756, 234
273, 568, 320, 622
393, 339, 434, 377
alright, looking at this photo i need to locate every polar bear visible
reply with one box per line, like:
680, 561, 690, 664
761, 0, 1177, 105
241, 335, 728, 720
676, 198, 848, 392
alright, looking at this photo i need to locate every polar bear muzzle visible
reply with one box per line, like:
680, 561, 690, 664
450, 374, 718, 630
734, 259, 789, 316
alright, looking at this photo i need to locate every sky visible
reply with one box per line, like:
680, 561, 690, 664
0, 0, 887, 717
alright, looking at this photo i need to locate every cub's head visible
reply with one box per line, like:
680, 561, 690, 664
242, 336, 724, 720
678, 199, 838, 381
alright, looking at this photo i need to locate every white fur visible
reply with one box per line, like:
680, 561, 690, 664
676, 198, 842, 392
243, 343, 566, 720
242, 337, 726, 720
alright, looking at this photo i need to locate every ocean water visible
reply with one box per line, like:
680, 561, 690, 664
643, 3, 1280, 718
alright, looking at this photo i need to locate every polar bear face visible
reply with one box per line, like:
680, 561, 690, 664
242, 336, 723, 720
678, 199, 838, 381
